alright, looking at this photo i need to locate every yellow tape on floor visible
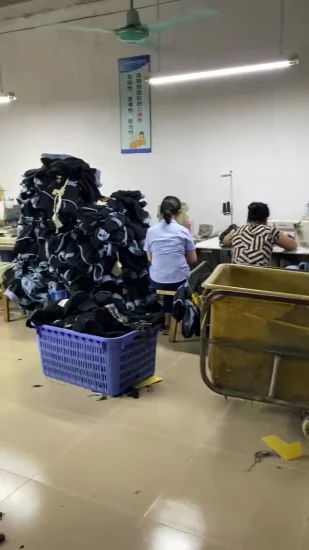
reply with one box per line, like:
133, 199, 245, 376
135, 375, 163, 389
262, 435, 303, 461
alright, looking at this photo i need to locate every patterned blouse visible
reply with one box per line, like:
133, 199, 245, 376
231, 224, 280, 266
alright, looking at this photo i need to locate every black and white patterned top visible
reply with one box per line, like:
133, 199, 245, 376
231, 224, 280, 266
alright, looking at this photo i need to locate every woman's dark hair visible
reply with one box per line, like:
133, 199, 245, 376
247, 202, 270, 223
160, 196, 181, 224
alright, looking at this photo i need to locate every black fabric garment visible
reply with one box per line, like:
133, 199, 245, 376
70, 313, 108, 337
26, 303, 64, 328
171, 281, 202, 338
182, 300, 200, 339
129, 220, 148, 243
28, 290, 164, 338
63, 291, 97, 316
94, 291, 113, 307
118, 248, 148, 273
219, 224, 238, 245
39, 156, 101, 205
107, 191, 148, 224
172, 283, 190, 322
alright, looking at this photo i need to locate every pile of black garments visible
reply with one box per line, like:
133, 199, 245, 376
27, 290, 164, 337
6, 153, 162, 336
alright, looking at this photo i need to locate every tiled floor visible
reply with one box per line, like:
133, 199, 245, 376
0, 318, 309, 548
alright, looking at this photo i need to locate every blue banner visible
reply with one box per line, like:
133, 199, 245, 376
118, 55, 151, 154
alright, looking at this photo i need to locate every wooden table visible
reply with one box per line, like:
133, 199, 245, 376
0, 237, 15, 321
0, 236, 16, 251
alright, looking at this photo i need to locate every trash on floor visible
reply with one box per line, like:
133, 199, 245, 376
245, 450, 279, 473
87, 393, 107, 401
127, 388, 140, 399
262, 435, 303, 461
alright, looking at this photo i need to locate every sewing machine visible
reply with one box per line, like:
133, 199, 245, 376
268, 219, 309, 248
197, 224, 213, 239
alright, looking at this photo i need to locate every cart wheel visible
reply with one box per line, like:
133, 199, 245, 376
302, 416, 309, 439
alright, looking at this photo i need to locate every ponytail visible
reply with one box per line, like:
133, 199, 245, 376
159, 196, 181, 225
163, 209, 172, 224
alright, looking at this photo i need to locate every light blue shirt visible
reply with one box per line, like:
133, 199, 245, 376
144, 220, 195, 283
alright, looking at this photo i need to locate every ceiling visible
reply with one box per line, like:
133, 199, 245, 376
0, 0, 163, 18
0, 0, 118, 32
0, 0, 117, 21
0, 0, 99, 5
0, 0, 211, 36
0, 0, 29, 6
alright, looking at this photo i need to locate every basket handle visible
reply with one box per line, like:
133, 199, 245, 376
120, 330, 141, 350
119, 327, 159, 350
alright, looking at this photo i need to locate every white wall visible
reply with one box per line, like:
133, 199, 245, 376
0, 0, 309, 230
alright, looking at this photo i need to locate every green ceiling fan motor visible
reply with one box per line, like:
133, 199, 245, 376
116, 2, 150, 44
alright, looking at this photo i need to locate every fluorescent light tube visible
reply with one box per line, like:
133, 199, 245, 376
0, 92, 17, 104
148, 58, 299, 86
0, 94, 11, 104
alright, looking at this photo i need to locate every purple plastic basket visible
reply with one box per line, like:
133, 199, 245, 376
36, 325, 158, 396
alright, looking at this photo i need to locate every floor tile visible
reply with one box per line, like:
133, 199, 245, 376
34, 421, 193, 516
147, 446, 309, 547
156, 352, 183, 376
200, 399, 309, 471
0, 322, 180, 418
0, 469, 29, 502
0, 320, 121, 419
0, 480, 140, 550
301, 517, 309, 549
0, 357, 123, 420
0, 398, 95, 478
0, 320, 37, 355
108, 356, 231, 446
0, 479, 228, 549
163, 352, 230, 405
2, 318, 309, 548
138, 521, 229, 549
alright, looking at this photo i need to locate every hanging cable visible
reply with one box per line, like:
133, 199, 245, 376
156, 0, 161, 72
279, 0, 285, 56
0, 66, 3, 94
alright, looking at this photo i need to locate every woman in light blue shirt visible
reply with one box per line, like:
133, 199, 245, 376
144, 196, 197, 332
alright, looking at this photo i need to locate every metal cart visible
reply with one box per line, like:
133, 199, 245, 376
199, 264, 309, 438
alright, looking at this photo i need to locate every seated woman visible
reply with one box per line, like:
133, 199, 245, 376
223, 202, 297, 266
144, 196, 197, 332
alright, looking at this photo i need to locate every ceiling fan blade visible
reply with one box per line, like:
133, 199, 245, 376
147, 7, 218, 33
140, 38, 159, 50
65, 25, 115, 34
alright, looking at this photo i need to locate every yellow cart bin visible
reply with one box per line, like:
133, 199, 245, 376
202, 264, 309, 405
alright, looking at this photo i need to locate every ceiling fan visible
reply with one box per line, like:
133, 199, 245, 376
65, 0, 218, 47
